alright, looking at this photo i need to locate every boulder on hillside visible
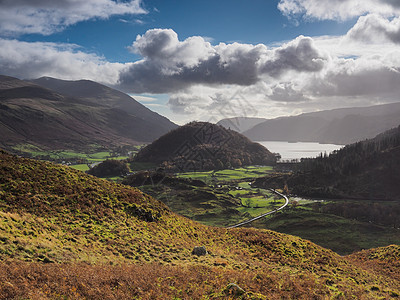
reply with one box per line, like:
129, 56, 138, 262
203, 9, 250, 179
192, 246, 207, 256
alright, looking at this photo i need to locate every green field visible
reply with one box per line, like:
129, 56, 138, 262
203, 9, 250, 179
178, 166, 273, 183
70, 164, 90, 171
135, 166, 286, 227
12, 143, 143, 172
237, 198, 285, 218
255, 208, 400, 255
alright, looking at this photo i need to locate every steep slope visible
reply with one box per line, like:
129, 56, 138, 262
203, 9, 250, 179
244, 102, 400, 144
134, 121, 277, 171
0, 75, 177, 152
0, 150, 399, 299
31, 76, 177, 134
348, 245, 400, 283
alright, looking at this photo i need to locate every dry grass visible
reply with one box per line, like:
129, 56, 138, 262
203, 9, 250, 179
0, 260, 379, 299
0, 150, 399, 299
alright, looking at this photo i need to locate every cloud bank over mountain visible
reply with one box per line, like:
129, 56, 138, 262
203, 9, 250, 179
0, 39, 126, 84
0, 0, 400, 122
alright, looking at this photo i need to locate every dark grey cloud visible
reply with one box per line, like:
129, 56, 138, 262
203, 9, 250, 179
261, 36, 326, 77
118, 29, 327, 94
269, 82, 309, 102
0, 0, 146, 35
384, 0, 400, 8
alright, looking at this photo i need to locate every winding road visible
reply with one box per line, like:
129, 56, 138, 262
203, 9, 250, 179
227, 189, 289, 229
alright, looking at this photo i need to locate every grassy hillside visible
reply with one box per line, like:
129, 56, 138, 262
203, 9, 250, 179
134, 121, 276, 172
348, 244, 400, 283
31, 76, 177, 136
0, 150, 399, 299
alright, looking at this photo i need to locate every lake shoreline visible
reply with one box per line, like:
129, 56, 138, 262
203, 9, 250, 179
257, 141, 343, 161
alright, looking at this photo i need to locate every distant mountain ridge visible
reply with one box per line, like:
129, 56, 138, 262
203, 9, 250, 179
218, 102, 400, 144
216, 117, 267, 133
31, 77, 172, 125
0, 75, 177, 151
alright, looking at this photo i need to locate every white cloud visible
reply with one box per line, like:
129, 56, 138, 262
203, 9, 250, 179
167, 85, 262, 121
111, 22, 400, 122
278, 0, 400, 21
306, 55, 400, 99
131, 28, 215, 69
153, 23, 400, 121
346, 14, 400, 44
166, 83, 305, 122
0, 0, 146, 36
130, 95, 158, 102
1, 16, 400, 124
0, 38, 127, 84
144, 103, 165, 108
118, 29, 328, 93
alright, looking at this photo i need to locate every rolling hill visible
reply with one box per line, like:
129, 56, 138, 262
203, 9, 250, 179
0, 149, 399, 298
134, 121, 277, 172
233, 102, 400, 144
0, 75, 177, 152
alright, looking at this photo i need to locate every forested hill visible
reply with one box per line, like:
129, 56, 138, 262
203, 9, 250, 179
134, 121, 277, 172
287, 125, 400, 199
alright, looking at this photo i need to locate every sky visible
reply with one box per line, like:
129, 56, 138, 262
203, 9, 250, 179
1, 0, 400, 125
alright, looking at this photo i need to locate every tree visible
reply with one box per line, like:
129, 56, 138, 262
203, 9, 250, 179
291, 200, 299, 209
88, 159, 129, 177
283, 184, 289, 195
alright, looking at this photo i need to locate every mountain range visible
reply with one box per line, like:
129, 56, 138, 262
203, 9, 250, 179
218, 102, 400, 144
0, 75, 177, 152
2, 73, 399, 154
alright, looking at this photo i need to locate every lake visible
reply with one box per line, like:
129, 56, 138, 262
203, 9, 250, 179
257, 141, 343, 161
